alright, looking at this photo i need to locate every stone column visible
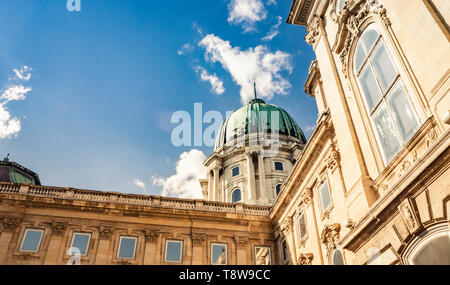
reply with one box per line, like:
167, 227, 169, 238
143, 229, 159, 265
213, 167, 220, 202
0, 217, 20, 265
44, 221, 68, 264
257, 152, 268, 204
245, 152, 256, 203
234, 236, 249, 265
191, 232, 206, 265
95, 225, 114, 265
207, 171, 213, 201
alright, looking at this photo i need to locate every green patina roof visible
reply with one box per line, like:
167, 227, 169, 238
215, 98, 307, 149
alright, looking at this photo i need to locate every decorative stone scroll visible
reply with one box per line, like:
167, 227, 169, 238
321, 223, 341, 254
297, 253, 314, 265
144, 229, 160, 243
326, 149, 340, 173
191, 232, 206, 246
305, 15, 324, 48
1, 217, 21, 232
50, 221, 68, 235
281, 217, 294, 234
98, 225, 115, 240
233, 236, 249, 249
398, 198, 421, 233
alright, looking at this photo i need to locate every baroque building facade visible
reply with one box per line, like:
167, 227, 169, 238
0, 0, 449, 265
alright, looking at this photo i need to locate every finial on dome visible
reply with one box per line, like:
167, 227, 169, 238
3, 153, 9, 162
253, 82, 257, 100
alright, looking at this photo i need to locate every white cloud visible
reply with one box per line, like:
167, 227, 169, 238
194, 66, 225, 95
134, 179, 147, 192
0, 66, 33, 139
227, 0, 267, 32
0, 85, 31, 139
152, 149, 208, 199
267, 0, 277, 5
177, 43, 194, 55
199, 34, 292, 104
12, 66, 32, 81
262, 16, 283, 41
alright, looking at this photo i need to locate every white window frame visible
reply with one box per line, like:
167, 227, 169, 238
317, 178, 332, 214
117, 236, 138, 260
211, 243, 228, 265
297, 210, 307, 241
164, 239, 183, 263
69, 232, 92, 256
20, 228, 44, 253
353, 24, 421, 165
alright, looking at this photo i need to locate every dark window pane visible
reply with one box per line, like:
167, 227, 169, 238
232, 189, 241, 203
118, 237, 136, 259
165, 241, 182, 262
333, 250, 345, 265
71, 233, 91, 255
21, 229, 43, 252
276, 184, 282, 196
275, 162, 283, 171
232, 167, 239, 177
298, 213, 307, 239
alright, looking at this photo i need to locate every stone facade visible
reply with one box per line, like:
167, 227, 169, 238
0, 0, 449, 265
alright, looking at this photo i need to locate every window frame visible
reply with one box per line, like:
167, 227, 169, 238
164, 239, 184, 263
279, 237, 289, 264
19, 228, 44, 253
254, 246, 272, 265
274, 161, 284, 171
297, 209, 308, 241
116, 236, 138, 260
210, 242, 228, 265
69, 232, 92, 256
331, 248, 346, 265
351, 23, 422, 166
231, 166, 240, 177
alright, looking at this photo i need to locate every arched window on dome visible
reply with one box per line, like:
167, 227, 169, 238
275, 184, 282, 196
353, 24, 420, 165
231, 189, 242, 203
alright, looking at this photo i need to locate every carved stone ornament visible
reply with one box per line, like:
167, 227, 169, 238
297, 253, 314, 265
144, 229, 160, 243
281, 217, 294, 234
398, 199, 420, 233
398, 159, 412, 177
98, 225, 115, 239
234, 236, 249, 249
50, 221, 68, 235
321, 223, 341, 253
305, 16, 324, 47
326, 149, 340, 172
336, 0, 392, 78
191, 232, 206, 245
301, 188, 313, 206
2, 217, 21, 232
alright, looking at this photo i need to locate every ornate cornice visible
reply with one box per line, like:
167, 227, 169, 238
297, 253, 314, 265
321, 223, 341, 253
305, 15, 324, 48
281, 217, 294, 234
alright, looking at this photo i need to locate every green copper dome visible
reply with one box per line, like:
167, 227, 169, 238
214, 98, 307, 149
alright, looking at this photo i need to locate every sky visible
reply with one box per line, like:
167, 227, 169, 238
0, 0, 317, 198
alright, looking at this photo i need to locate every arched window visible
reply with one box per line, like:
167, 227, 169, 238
231, 189, 241, 203
275, 184, 282, 196
354, 25, 420, 164
404, 225, 450, 265
331, 248, 345, 265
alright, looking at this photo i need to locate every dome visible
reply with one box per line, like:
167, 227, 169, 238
214, 98, 307, 150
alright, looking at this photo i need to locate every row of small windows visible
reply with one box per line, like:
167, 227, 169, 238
18, 228, 271, 264
231, 162, 284, 177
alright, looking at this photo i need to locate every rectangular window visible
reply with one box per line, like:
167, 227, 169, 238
298, 211, 307, 240
69, 232, 91, 256
255, 246, 272, 265
211, 243, 227, 265
20, 229, 44, 252
232, 166, 239, 177
117, 236, 137, 259
274, 162, 283, 171
165, 240, 183, 263
318, 179, 332, 213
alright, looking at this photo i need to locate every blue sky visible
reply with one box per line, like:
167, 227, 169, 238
0, 0, 317, 197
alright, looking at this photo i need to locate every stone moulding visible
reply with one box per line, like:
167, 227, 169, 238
321, 223, 341, 254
